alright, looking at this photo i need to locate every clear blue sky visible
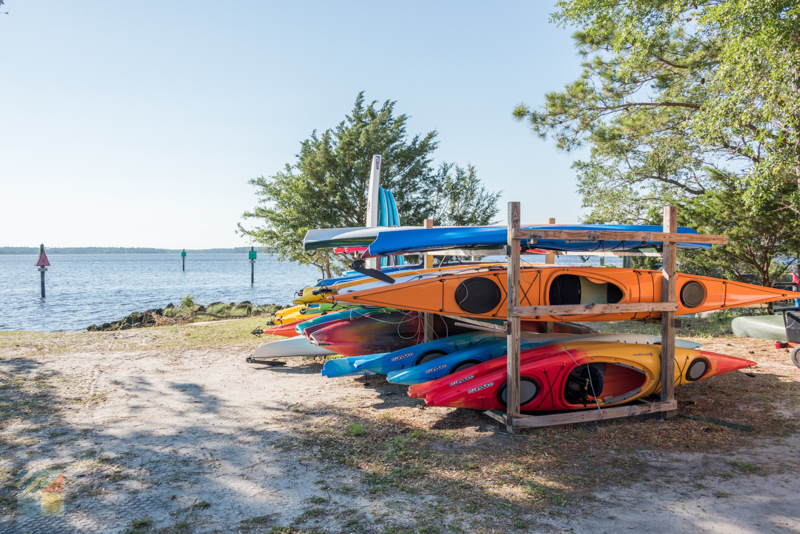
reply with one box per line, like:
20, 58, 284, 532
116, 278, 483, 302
1, 1, 585, 249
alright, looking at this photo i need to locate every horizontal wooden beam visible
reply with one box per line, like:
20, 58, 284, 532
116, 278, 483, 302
558, 251, 663, 257
424, 248, 503, 255
514, 229, 727, 245
509, 400, 678, 429
514, 301, 679, 316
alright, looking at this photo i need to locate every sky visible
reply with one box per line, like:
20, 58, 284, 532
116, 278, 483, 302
0, 1, 586, 249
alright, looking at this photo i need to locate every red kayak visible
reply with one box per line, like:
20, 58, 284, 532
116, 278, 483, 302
263, 321, 302, 338
421, 343, 755, 411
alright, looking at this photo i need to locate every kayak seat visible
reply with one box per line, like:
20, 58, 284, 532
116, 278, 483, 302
564, 362, 646, 406
549, 275, 623, 306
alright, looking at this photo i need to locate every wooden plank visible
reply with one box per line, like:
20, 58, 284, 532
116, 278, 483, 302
514, 229, 727, 245
424, 248, 504, 256
510, 400, 678, 429
483, 410, 507, 425
545, 218, 556, 266
423, 219, 435, 342
661, 206, 677, 417
559, 251, 663, 257
514, 302, 679, 316
506, 202, 522, 432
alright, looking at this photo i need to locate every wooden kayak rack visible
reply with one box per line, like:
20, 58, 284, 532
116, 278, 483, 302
489, 203, 728, 434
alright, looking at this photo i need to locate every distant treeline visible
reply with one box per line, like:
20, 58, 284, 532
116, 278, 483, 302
0, 247, 267, 255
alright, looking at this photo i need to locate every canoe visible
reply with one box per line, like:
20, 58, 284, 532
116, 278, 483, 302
424, 343, 755, 411
731, 315, 787, 342
251, 336, 337, 359
363, 224, 711, 257
303, 312, 475, 357
391, 333, 703, 386
333, 265, 800, 322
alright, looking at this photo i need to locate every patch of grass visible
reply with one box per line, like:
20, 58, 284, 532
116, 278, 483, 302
294, 507, 325, 523
124, 516, 153, 533
727, 459, 761, 473
194, 500, 211, 509
714, 491, 733, 498
307, 496, 327, 505
346, 423, 366, 436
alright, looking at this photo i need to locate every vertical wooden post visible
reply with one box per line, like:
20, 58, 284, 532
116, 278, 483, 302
661, 206, 677, 416
545, 218, 556, 265
250, 246, 255, 285
506, 202, 522, 432
423, 218, 435, 342
182, 249, 186, 271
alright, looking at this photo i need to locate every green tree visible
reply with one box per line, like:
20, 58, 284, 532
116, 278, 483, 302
513, 0, 800, 283
514, 0, 800, 214
239, 93, 500, 278
428, 163, 501, 226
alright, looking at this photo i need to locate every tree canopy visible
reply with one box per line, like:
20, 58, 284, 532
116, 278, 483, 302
513, 0, 800, 286
240, 93, 500, 277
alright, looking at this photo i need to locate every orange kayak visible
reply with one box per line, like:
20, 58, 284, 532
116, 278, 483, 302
333, 265, 800, 322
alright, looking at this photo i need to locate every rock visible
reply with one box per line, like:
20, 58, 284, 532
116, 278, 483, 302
196, 305, 206, 312
101, 323, 111, 329
165, 303, 175, 309
207, 301, 223, 308
237, 301, 252, 308
229, 302, 236, 307
125, 312, 143, 325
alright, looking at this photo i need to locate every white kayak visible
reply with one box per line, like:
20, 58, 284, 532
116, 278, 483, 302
250, 336, 336, 361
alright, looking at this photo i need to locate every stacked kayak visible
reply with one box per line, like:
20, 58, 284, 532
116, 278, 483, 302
414, 342, 756, 411
332, 265, 800, 322
249, 219, 783, 417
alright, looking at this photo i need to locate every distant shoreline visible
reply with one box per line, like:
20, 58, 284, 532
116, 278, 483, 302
0, 247, 267, 255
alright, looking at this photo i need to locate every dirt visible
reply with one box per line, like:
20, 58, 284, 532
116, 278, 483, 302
0, 323, 799, 533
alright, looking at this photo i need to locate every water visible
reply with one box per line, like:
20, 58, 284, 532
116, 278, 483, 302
0, 253, 621, 332
0, 253, 321, 332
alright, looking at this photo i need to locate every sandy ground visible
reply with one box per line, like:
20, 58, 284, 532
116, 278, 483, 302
0, 325, 799, 534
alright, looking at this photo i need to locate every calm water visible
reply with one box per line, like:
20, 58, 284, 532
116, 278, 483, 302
0, 253, 321, 332
0, 253, 620, 332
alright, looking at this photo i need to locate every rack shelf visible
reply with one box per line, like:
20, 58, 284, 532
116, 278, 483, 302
499, 203, 727, 434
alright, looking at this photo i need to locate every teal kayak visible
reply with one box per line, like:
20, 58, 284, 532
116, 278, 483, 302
295, 307, 396, 335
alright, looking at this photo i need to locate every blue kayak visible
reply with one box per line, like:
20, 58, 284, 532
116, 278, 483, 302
385, 335, 571, 385
353, 332, 507, 375
321, 355, 379, 378
386, 333, 704, 385
365, 224, 710, 256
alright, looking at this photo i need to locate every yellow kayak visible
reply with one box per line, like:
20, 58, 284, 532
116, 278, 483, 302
293, 263, 503, 305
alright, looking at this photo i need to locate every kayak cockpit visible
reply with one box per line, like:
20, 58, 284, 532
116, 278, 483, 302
549, 274, 624, 306
564, 362, 646, 407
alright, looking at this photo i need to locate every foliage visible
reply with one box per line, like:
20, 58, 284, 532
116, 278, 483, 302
240, 93, 500, 277
678, 176, 800, 287
427, 163, 501, 226
514, 0, 800, 215
179, 294, 196, 310
514, 0, 800, 281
